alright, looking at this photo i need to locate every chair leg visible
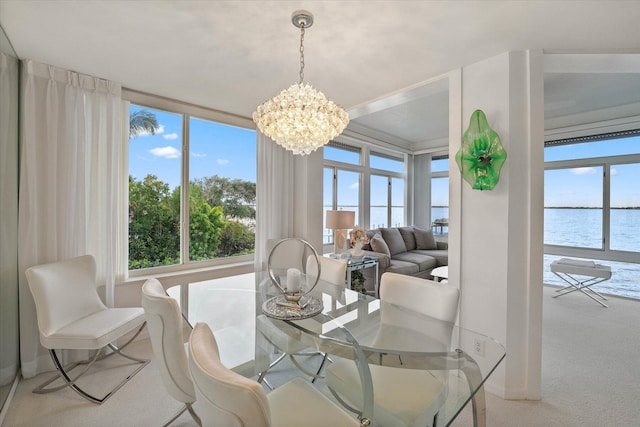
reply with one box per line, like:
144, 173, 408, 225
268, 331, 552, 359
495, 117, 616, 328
186, 402, 202, 426
257, 352, 287, 384
163, 405, 187, 427
32, 325, 150, 404
163, 403, 201, 427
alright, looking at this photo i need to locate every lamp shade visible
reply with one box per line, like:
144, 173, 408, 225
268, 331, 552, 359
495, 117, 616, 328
326, 210, 355, 230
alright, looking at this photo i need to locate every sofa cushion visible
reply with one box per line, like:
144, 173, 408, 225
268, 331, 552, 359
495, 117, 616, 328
392, 252, 437, 272
380, 228, 407, 256
414, 227, 437, 250
398, 227, 417, 251
411, 249, 448, 267
385, 260, 419, 276
370, 234, 390, 256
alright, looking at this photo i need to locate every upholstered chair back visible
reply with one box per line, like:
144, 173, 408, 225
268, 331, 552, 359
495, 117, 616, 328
141, 278, 195, 404
189, 322, 271, 427
380, 272, 460, 323
306, 255, 347, 286
26, 255, 106, 344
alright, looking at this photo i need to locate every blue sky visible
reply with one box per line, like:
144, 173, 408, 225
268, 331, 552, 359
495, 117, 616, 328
129, 105, 256, 189
544, 136, 640, 207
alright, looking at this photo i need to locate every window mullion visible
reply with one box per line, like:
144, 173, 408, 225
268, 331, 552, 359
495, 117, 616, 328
390, 177, 394, 227
603, 163, 611, 251
181, 114, 190, 264
332, 167, 338, 210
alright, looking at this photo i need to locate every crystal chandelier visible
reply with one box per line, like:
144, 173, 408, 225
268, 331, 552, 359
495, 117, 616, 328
253, 10, 349, 155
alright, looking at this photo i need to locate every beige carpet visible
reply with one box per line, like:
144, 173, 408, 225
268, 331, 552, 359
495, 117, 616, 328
3, 285, 640, 427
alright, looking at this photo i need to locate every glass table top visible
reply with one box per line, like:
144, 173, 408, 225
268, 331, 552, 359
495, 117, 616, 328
169, 271, 505, 427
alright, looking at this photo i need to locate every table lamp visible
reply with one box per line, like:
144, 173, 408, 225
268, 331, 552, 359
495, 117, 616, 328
326, 210, 355, 254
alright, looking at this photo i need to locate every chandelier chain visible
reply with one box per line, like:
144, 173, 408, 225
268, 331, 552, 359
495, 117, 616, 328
299, 26, 305, 84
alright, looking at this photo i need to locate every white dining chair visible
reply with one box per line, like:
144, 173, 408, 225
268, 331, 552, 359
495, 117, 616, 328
326, 272, 461, 427
188, 322, 360, 427
141, 278, 201, 426
305, 254, 348, 287
25, 255, 148, 404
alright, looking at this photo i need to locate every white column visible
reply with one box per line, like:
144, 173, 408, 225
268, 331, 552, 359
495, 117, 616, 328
454, 50, 544, 399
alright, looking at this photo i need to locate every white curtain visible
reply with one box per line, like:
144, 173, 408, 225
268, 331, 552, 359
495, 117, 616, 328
18, 60, 128, 378
1, 52, 20, 385
254, 132, 296, 271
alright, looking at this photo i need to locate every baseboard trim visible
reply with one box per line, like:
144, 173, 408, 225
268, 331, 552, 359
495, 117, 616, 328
485, 382, 532, 400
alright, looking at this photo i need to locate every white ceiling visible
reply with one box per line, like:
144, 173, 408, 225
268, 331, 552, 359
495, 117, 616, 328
2, 0, 640, 151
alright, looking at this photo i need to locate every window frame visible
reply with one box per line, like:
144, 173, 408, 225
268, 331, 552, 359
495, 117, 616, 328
323, 141, 407, 250
544, 152, 640, 264
430, 152, 449, 227
124, 90, 256, 278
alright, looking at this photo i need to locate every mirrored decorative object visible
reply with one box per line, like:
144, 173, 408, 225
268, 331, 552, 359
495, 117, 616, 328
264, 238, 323, 319
455, 109, 507, 191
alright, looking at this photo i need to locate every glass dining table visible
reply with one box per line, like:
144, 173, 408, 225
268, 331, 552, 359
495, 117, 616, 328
168, 271, 505, 427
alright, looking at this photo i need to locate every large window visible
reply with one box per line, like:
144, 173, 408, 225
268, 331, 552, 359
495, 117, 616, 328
128, 102, 256, 272
544, 135, 640, 299
431, 154, 449, 235
544, 166, 603, 249
323, 144, 361, 244
370, 174, 388, 228
370, 151, 405, 229
323, 142, 406, 244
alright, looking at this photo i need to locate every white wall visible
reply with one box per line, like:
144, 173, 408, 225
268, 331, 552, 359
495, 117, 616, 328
453, 51, 544, 399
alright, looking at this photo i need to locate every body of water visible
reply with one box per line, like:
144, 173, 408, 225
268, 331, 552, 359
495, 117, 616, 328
544, 208, 639, 300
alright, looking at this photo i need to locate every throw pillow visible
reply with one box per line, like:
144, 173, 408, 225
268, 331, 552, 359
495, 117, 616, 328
414, 227, 437, 250
380, 227, 408, 256
369, 233, 390, 256
398, 226, 417, 251
362, 228, 379, 251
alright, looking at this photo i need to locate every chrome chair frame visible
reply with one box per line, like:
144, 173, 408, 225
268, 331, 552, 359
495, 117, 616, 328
33, 323, 149, 404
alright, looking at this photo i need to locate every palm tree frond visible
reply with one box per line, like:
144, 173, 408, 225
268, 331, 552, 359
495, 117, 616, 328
129, 110, 159, 138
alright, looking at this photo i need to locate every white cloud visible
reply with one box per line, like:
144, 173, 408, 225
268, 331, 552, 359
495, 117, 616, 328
192, 152, 207, 158
163, 133, 178, 140
149, 146, 180, 159
217, 159, 230, 165
137, 124, 165, 137
571, 167, 597, 175
611, 168, 618, 176
349, 182, 359, 190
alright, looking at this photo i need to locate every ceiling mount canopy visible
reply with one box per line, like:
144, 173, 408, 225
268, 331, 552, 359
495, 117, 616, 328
253, 10, 349, 156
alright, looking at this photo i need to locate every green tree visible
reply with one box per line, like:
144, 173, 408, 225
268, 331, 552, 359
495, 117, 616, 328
129, 109, 159, 138
128, 175, 180, 269
128, 172, 256, 269
219, 221, 255, 257
194, 175, 256, 219
177, 184, 226, 261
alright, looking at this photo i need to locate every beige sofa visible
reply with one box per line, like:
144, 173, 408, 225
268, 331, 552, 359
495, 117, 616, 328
358, 226, 448, 294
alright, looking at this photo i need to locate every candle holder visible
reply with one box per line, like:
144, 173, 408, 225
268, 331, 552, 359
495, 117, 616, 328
263, 238, 324, 320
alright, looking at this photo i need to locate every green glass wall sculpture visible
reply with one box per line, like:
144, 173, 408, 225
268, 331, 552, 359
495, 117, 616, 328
455, 109, 506, 191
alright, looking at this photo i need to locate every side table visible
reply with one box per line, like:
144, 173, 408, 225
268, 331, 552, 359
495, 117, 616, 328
431, 265, 449, 283
327, 254, 380, 297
